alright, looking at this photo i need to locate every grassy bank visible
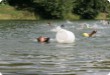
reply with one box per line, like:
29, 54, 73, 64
0, 4, 109, 20
95, 13, 110, 20
0, 4, 80, 20
0, 4, 39, 20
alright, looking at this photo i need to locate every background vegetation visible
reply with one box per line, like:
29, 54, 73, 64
0, 0, 110, 20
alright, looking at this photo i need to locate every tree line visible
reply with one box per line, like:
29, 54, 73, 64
2, 0, 110, 19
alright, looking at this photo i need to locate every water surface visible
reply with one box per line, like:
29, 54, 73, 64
0, 20, 110, 75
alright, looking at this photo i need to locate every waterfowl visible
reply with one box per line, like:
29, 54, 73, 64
37, 36, 50, 43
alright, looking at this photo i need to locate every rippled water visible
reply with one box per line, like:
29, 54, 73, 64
0, 20, 110, 75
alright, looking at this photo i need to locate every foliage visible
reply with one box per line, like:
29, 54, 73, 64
3, 0, 110, 19
0, 4, 36, 20
33, 0, 74, 19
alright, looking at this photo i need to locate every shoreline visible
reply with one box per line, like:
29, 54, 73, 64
0, 5, 110, 20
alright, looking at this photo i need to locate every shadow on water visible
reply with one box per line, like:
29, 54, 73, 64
0, 20, 110, 75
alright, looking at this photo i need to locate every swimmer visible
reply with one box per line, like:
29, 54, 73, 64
37, 36, 50, 43
83, 30, 97, 37
60, 24, 65, 27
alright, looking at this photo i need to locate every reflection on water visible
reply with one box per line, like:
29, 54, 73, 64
0, 20, 110, 75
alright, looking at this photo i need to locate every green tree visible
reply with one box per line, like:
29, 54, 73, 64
73, 0, 110, 19
5, 0, 76, 19
33, 0, 74, 19
6, 0, 34, 10
6, 0, 110, 19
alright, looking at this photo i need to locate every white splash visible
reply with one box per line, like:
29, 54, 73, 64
100, 20, 109, 25
108, 0, 110, 2
107, 72, 110, 75
66, 20, 73, 24
0, 72, 2, 75
0, 0, 2, 2
52, 26, 75, 43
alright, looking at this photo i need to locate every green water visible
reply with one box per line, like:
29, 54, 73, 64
0, 20, 110, 75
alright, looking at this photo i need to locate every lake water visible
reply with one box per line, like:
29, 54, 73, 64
0, 20, 110, 75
